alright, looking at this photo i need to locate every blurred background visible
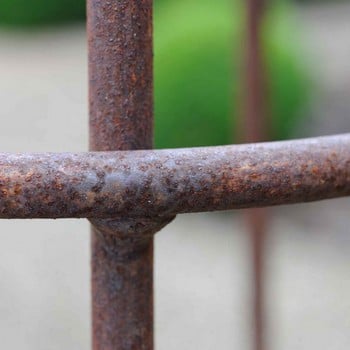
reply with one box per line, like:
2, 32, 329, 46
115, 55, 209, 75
0, 0, 350, 349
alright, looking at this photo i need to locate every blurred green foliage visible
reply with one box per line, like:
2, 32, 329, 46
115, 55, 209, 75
0, 0, 310, 148
0, 0, 85, 26
154, 0, 310, 148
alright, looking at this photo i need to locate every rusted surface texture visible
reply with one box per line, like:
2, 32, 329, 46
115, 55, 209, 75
0, 134, 349, 219
87, 0, 154, 349
91, 233, 154, 350
88, 0, 153, 152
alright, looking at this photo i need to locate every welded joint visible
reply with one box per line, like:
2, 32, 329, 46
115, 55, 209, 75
89, 215, 175, 255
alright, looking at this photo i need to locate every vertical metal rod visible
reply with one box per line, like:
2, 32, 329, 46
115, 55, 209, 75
245, 0, 266, 143
248, 208, 267, 350
244, 1, 267, 350
88, 1, 154, 349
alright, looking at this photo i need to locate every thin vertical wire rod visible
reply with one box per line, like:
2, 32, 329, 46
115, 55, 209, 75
244, 1, 268, 350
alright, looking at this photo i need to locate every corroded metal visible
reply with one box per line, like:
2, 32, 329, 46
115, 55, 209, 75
0, 134, 349, 219
2, 0, 349, 348
87, 0, 154, 349
88, 0, 153, 152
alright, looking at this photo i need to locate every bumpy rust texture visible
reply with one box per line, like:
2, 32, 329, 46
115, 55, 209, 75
0, 134, 349, 219
88, 0, 153, 152
87, 0, 155, 349
91, 233, 154, 350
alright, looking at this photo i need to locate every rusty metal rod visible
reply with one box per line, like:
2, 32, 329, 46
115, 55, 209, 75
244, 0, 267, 349
87, 0, 154, 349
244, 0, 267, 144
0, 134, 349, 219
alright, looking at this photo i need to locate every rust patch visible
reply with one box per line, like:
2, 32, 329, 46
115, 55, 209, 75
0, 135, 348, 219
87, 1, 155, 349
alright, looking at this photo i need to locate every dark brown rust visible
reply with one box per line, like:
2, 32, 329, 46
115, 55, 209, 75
2, 0, 348, 348
0, 134, 349, 219
88, 0, 153, 152
91, 233, 154, 350
87, 0, 155, 349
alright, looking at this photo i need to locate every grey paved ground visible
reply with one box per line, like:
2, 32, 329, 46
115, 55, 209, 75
0, 4, 350, 349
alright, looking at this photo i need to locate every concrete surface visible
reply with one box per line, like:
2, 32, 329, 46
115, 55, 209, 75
0, 4, 350, 349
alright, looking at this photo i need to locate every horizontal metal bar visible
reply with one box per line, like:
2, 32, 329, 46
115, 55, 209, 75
0, 133, 349, 219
